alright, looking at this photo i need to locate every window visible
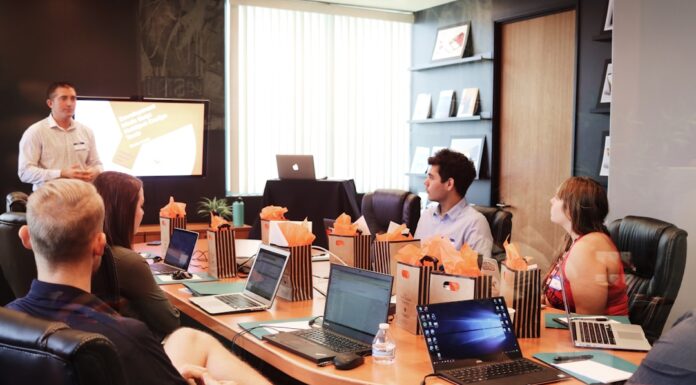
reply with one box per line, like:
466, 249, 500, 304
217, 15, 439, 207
227, 2, 412, 194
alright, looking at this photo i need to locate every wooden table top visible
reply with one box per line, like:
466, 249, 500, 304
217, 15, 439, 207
137, 241, 646, 385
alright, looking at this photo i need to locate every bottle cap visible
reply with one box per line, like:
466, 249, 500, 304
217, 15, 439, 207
379, 323, 389, 329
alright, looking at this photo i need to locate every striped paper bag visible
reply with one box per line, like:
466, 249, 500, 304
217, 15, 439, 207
328, 234, 373, 270
207, 227, 236, 278
500, 264, 541, 338
429, 272, 493, 304
372, 239, 421, 276
277, 244, 313, 301
395, 257, 437, 335
159, 215, 187, 256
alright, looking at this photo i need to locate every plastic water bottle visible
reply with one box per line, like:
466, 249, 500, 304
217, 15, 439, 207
372, 323, 396, 365
232, 197, 244, 227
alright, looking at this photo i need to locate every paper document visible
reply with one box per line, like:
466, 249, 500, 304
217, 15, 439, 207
555, 360, 633, 383
259, 321, 312, 335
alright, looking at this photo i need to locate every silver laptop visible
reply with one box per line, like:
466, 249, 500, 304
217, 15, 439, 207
150, 228, 199, 275
189, 244, 290, 315
559, 274, 651, 351
276, 154, 316, 179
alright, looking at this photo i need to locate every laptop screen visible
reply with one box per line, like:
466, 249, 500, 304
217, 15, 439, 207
245, 246, 288, 301
417, 297, 523, 370
323, 265, 393, 344
163, 228, 199, 269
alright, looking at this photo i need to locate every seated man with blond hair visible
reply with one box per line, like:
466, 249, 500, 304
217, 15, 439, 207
7, 179, 271, 385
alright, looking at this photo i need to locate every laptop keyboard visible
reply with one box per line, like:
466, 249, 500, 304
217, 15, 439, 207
576, 321, 616, 345
150, 264, 180, 274
446, 359, 543, 384
217, 294, 260, 309
294, 329, 369, 353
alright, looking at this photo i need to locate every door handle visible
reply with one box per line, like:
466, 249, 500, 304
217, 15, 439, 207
496, 202, 511, 209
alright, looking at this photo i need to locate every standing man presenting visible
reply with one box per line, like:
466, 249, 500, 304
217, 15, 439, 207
415, 149, 493, 259
18, 81, 102, 190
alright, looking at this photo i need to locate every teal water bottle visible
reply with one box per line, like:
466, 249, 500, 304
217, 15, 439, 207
232, 197, 244, 227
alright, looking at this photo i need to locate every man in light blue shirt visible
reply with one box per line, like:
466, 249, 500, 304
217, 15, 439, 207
414, 149, 493, 259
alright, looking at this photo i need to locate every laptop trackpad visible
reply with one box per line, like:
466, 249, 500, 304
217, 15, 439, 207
616, 330, 645, 341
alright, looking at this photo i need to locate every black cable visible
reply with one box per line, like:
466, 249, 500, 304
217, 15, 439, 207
420, 373, 440, 385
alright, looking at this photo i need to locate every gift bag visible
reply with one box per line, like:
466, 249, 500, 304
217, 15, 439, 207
328, 234, 373, 270
395, 257, 437, 335
429, 272, 493, 304
277, 244, 313, 301
372, 239, 421, 276
159, 215, 187, 256
260, 219, 271, 245
500, 264, 541, 338
207, 227, 236, 278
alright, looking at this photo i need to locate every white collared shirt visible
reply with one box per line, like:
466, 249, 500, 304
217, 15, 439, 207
414, 197, 494, 260
18, 114, 102, 190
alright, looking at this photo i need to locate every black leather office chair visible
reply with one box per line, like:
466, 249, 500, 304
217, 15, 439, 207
0, 307, 125, 385
6, 191, 28, 213
472, 206, 512, 262
361, 189, 421, 235
608, 215, 688, 343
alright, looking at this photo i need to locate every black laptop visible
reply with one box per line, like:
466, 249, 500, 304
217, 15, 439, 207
417, 298, 568, 385
149, 228, 198, 274
263, 264, 393, 364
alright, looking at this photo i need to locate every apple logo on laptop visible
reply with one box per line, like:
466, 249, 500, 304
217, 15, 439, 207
292, 163, 299, 171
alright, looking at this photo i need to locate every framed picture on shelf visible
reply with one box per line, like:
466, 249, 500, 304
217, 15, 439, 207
450, 136, 485, 179
596, 59, 613, 108
431, 22, 471, 61
604, 0, 614, 32
599, 131, 610, 177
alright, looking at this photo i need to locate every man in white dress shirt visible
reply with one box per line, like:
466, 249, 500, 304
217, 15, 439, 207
414, 149, 493, 259
18, 82, 102, 190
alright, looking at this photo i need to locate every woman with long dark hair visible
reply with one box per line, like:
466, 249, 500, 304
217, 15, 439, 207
94, 171, 179, 338
543, 176, 628, 315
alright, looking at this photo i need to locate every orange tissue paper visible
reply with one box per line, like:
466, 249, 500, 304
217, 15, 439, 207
375, 224, 413, 241
260, 205, 288, 221
209, 214, 231, 231
503, 238, 528, 271
278, 220, 315, 246
331, 213, 358, 236
395, 244, 425, 266
160, 196, 186, 218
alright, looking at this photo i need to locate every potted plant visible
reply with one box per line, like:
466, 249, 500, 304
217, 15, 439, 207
197, 197, 233, 220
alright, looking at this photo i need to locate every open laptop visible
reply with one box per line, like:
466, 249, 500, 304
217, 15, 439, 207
559, 274, 651, 351
417, 298, 567, 385
276, 154, 316, 180
150, 228, 199, 274
263, 264, 393, 364
188, 244, 290, 314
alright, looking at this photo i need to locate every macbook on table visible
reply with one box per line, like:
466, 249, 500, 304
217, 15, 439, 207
189, 244, 290, 315
276, 154, 316, 180
559, 274, 651, 351
150, 228, 199, 275
262, 264, 393, 364
418, 297, 567, 385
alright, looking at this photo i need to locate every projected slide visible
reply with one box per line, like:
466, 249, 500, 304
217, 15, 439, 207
75, 99, 206, 177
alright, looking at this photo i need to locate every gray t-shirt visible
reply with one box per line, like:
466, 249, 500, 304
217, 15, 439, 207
627, 309, 696, 385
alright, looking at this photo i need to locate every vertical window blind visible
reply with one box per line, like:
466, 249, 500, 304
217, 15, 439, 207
230, 4, 411, 194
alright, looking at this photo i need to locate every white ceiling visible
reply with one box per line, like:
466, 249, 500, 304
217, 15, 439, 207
312, 0, 456, 13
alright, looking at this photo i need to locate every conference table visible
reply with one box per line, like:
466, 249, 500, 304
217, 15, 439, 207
138, 241, 647, 385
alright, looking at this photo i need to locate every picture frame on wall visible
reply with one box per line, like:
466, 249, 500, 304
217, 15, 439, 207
450, 136, 485, 179
604, 0, 614, 32
431, 22, 472, 61
596, 59, 613, 108
599, 131, 610, 177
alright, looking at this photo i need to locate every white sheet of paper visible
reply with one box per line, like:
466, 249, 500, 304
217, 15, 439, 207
386, 221, 409, 235
259, 321, 312, 335
555, 360, 633, 383
354, 216, 371, 235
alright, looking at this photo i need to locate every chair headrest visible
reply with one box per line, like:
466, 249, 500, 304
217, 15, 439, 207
609, 216, 673, 277
0, 212, 27, 227
6, 192, 28, 213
